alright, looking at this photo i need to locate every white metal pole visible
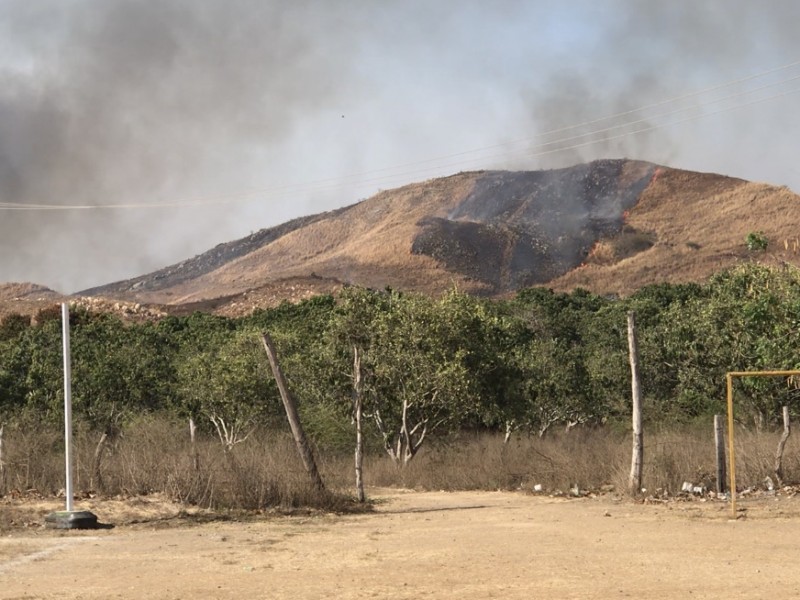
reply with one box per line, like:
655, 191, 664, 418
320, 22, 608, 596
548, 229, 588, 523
62, 302, 74, 512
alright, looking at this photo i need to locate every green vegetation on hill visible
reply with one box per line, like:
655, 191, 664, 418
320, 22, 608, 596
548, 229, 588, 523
1, 263, 799, 458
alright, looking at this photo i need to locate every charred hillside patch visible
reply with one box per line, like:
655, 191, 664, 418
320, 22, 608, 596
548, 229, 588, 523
411, 159, 655, 292
411, 218, 554, 291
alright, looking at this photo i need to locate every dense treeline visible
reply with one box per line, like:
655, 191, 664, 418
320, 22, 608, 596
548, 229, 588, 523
1, 263, 799, 461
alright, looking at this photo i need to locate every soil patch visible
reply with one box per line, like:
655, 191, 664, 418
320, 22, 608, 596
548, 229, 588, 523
2, 489, 800, 599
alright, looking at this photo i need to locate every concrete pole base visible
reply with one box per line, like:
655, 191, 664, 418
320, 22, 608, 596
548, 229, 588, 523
44, 510, 99, 530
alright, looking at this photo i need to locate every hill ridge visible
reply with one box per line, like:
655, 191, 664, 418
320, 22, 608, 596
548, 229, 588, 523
5, 159, 800, 318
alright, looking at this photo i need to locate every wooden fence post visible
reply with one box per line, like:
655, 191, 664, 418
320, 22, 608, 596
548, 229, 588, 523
260, 333, 325, 491
714, 415, 726, 494
353, 345, 365, 502
627, 311, 643, 496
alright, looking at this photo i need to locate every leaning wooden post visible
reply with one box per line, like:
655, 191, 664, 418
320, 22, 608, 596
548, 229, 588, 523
774, 405, 791, 487
353, 345, 365, 502
260, 333, 325, 491
714, 415, 727, 494
627, 311, 643, 496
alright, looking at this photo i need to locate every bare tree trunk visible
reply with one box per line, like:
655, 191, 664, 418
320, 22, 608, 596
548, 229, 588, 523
399, 397, 428, 466
503, 420, 515, 444
400, 398, 411, 465
92, 431, 109, 491
352, 345, 365, 502
754, 410, 766, 432
373, 410, 401, 464
714, 414, 727, 494
627, 311, 643, 497
261, 333, 325, 491
774, 405, 791, 487
189, 417, 200, 472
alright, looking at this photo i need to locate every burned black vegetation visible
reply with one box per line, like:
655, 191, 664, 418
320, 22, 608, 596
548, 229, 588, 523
411, 159, 655, 292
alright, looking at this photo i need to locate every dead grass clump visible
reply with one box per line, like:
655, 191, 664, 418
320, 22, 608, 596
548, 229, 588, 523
363, 430, 628, 493
0, 419, 355, 512
635, 426, 800, 494
587, 230, 655, 266
0, 504, 49, 532
0, 424, 63, 494
587, 241, 617, 265
638, 428, 714, 493
733, 428, 800, 488
2, 420, 798, 514
360, 425, 800, 497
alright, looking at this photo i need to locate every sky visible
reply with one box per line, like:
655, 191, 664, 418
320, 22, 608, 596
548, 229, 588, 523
1, 0, 798, 293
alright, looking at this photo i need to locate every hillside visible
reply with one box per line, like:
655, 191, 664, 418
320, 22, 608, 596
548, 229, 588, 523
4, 159, 800, 318
550, 167, 800, 295
84, 159, 657, 307
0, 283, 64, 319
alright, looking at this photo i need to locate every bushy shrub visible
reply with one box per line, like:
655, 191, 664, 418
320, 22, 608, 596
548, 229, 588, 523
746, 231, 769, 252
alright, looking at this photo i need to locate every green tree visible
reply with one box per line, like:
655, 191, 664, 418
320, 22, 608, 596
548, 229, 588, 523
177, 327, 275, 450
330, 288, 480, 465
70, 312, 176, 432
512, 287, 616, 432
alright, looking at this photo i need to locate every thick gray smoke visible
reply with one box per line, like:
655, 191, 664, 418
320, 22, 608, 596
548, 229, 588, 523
1, 0, 798, 291
0, 0, 362, 291
526, 1, 800, 170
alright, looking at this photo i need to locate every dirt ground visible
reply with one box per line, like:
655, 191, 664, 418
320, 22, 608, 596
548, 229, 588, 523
2, 489, 800, 600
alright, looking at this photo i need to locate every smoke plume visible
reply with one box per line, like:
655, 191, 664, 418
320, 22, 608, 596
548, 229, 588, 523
0, 0, 797, 291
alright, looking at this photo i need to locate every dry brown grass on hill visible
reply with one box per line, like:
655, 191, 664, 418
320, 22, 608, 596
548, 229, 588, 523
141, 172, 484, 305
0, 282, 61, 303
550, 169, 800, 296
4, 162, 800, 317
0, 283, 64, 320
0, 285, 168, 322
147, 161, 800, 305
172, 276, 346, 318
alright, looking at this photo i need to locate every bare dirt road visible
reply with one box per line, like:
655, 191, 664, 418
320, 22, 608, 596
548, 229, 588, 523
2, 489, 800, 599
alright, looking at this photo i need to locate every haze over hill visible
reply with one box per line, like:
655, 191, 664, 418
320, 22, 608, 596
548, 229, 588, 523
57, 159, 799, 316
1, 2, 798, 293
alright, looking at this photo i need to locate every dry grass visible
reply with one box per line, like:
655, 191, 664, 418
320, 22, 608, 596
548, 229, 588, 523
140, 173, 482, 306
362, 430, 624, 492
0, 418, 355, 513
586, 229, 656, 266
0, 283, 65, 320
2, 420, 797, 520
107, 164, 800, 307
552, 171, 800, 296
362, 426, 800, 496
4, 163, 800, 318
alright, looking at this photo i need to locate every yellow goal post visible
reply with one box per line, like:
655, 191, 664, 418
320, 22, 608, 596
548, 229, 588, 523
726, 370, 800, 518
